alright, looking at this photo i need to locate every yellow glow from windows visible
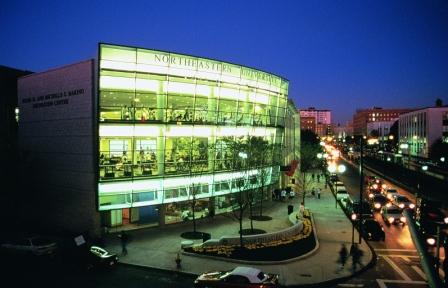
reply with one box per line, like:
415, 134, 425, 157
99, 125, 159, 137
136, 78, 159, 92
164, 81, 196, 95
100, 75, 135, 90
100, 60, 136, 71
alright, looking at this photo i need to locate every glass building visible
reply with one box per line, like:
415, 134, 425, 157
97, 44, 291, 227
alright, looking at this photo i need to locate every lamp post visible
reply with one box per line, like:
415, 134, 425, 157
351, 213, 357, 249
358, 136, 365, 244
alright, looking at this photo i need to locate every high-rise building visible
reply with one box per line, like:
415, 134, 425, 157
17, 43, 298, 236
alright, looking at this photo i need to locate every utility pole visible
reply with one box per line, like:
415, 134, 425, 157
358, 137, 364, 244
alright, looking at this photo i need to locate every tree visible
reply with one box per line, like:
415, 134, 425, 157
429, 138, 448, 163
297, 142, 321, 205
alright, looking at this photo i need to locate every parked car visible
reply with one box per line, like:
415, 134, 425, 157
347, 200, 374, 219
0, 236, 58, 256
85, 246, 118, 270
330, 173, 339, 183
383, 188, 400, 200
370, 194, 389, 211
381, 204, 406, 225
194, 266, 279, 288
336, 187, 349, 201
392, 195, 415, 210
360, 218, 385, 241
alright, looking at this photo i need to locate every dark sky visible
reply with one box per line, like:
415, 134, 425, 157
2, 0, 448, 124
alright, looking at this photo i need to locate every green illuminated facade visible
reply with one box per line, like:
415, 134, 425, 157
98, 44, 291, 226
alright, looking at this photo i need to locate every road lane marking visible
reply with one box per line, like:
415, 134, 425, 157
375, 249, 417, 252
382, 255, 412, 281
412, 265, 427, 280
401, 256, 411, 262
377, 254, 419, 258
377, 279, 427, 286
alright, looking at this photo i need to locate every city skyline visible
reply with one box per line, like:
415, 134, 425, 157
1, 0, 448, 123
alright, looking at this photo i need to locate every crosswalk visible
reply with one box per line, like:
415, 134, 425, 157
375, 249, 428, 287
338, 248, 434, 288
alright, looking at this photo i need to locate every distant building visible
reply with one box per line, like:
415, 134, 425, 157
0, 65, 32, 233
353, 107, 413, 136
299, 107, 331, 136
366, 120, 396, 141
300, 116, 316, 132
333, 121, 353, 139
398, 107, 448, 158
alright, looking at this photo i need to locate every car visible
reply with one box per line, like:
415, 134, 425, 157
360, 218, 385, 241
330, 173, 339, 183
347, 200, 374, 219
381, 204, 406, 225
368, 178, 386, 195
336, 186, 349, 201
370, 194, 389, 211
333, 180, 344, 190
415, 200, 448, 246
383, 188, 400, 200
194, 266, 279, 288
0, 236, 58, 256
85, 246, 119, 270
392, 195, 415, 210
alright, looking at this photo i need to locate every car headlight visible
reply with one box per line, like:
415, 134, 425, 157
382, 184, 387, 189
375, 203, 381, 209
399, 204, 405, 209
427, 238, 436, 246
409, 204, 415, 209
373, 184, 378, 189
388, 217, 395, 224
369, 193, 374, 198
386, 202, 392, 207
400, 216, 406, 223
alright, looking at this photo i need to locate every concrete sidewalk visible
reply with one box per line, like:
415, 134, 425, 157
103, 179, 374, 287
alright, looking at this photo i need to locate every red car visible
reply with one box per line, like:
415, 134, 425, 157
194, 266, 279, 288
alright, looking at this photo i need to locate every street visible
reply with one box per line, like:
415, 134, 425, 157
335, 158, 432, 287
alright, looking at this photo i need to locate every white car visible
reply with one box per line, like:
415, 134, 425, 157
1, 236, 58, 256
384, 188, 400, 200
336, 186, 349, 201
381, 204, 406, 225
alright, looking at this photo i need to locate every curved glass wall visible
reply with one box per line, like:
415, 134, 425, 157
98, 44, 288, 212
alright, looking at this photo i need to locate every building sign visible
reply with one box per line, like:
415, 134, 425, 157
21, 88, 85, 109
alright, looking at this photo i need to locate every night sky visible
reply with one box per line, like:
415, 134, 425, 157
2, 0, 448, 124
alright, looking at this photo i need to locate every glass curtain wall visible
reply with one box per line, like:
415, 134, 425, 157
98, 44, 289, 213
